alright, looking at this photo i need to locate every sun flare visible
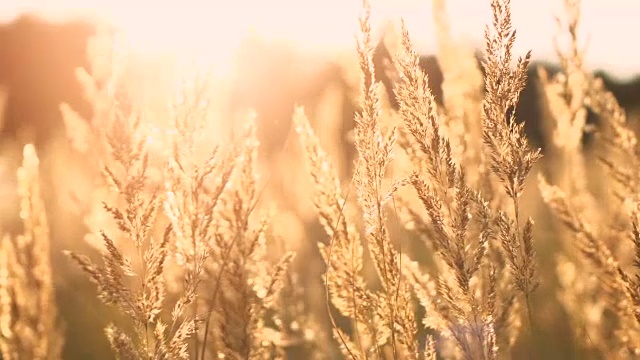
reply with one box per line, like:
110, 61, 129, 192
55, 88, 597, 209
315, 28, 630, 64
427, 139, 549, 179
15, 0, 372, 77
4, 0, 640, 79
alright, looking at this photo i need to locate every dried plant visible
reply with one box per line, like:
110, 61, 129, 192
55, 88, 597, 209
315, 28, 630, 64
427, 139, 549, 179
57, 26, 296, 359
0, 144, 63, 360
64, 52, 197, 358
295, 0, 546, 358
5, 0, 640, 358
539, 1, 640, 358
195, 116, 296, 360
393, 2, 539, 357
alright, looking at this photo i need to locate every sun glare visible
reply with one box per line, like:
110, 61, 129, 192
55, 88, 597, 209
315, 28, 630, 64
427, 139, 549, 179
44, 0, 369, 75
4, 0, 640, 79
101, 5, 246, 79
2, 0, 386, 76
66, 0, 375, 146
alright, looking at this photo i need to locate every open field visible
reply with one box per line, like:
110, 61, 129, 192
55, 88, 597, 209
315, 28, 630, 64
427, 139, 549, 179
1, 0, 640, 359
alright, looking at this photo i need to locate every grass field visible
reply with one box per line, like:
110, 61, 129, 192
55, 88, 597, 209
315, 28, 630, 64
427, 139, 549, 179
1, 0, 639, 358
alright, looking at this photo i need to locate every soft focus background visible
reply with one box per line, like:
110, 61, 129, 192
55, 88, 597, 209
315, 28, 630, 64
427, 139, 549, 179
1, 0, 639, 79
0, 1, 639, 359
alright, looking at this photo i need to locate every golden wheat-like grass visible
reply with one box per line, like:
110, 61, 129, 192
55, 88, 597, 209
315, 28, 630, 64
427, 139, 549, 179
538, 1, 640, 358
3, 0, 640, 359
0, 144, 63, 360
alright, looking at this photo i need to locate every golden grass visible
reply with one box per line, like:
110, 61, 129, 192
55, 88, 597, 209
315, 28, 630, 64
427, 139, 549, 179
1, 0, 640, 358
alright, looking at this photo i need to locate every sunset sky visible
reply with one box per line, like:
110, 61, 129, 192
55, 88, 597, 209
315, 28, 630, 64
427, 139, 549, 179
0, 0, 638, 79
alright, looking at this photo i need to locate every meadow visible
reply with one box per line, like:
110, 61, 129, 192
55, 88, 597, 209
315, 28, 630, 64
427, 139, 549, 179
1, 0, 639, 359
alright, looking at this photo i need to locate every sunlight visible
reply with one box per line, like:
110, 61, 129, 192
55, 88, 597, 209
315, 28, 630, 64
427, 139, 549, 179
97, 3, 248, 80
3, 0, 640, 78
3, 0, 371, 76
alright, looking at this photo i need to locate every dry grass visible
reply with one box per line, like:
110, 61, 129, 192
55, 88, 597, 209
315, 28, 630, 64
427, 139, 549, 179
0, 144, 63, 360
1, 0, 639, 358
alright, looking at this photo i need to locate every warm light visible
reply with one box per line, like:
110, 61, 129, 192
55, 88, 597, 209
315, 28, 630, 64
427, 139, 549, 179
2, 0, 640, 79
90, 3, 249, 80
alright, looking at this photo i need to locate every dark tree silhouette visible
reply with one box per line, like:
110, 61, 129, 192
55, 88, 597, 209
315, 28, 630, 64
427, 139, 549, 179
0, 15, 94, 151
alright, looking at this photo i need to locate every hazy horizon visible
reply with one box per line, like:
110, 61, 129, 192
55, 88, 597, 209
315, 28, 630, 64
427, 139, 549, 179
1, 0, 637, 80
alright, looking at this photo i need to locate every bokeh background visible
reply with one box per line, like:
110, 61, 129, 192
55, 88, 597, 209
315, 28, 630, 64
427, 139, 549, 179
1, 1, 639, 358
2, 0, 640, 78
